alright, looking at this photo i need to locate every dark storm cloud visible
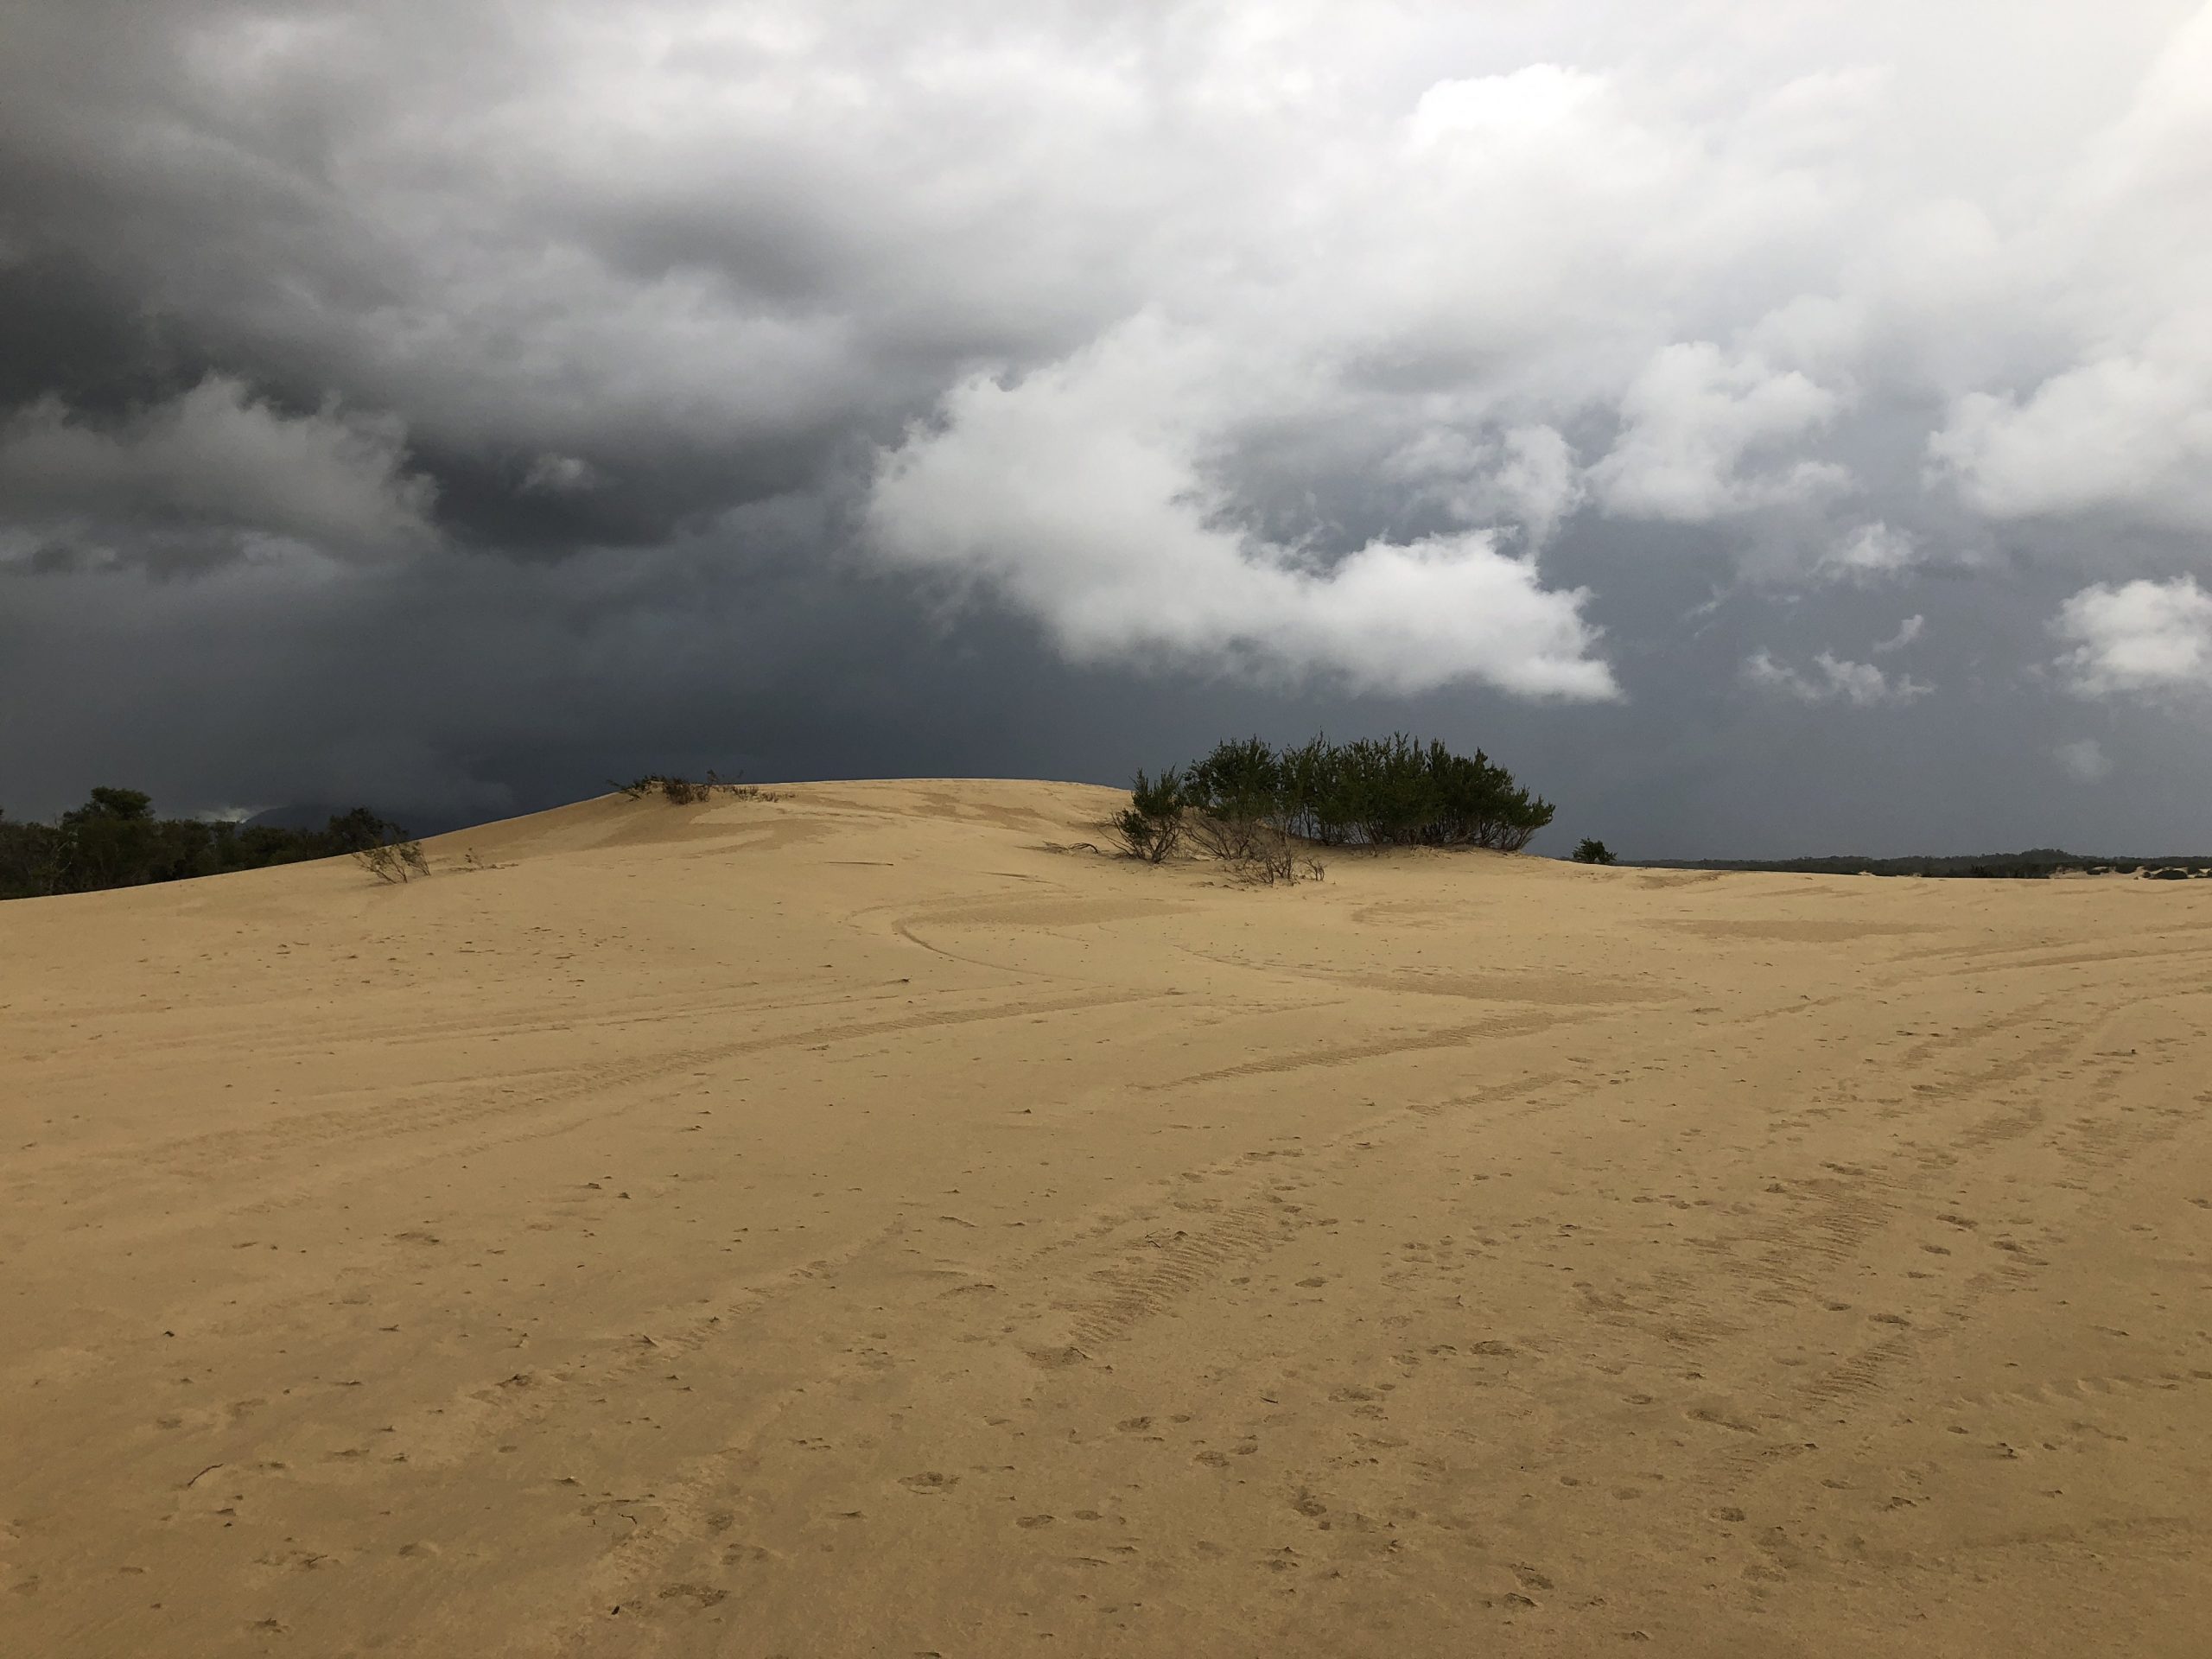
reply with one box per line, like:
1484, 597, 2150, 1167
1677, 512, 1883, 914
3, 1, 2210, 851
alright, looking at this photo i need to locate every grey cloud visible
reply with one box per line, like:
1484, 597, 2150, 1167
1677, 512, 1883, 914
520, 454, 601, 495
1871, 614, 1926, 654
0, 377, 435, 568
1742, 648, 1932, 708
2055, 738, 2113, 783
1818, 523, 1923, 585
3, 0, 2211, 855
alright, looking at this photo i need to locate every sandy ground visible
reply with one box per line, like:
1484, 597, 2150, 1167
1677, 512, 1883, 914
4, 779, 2211, 1657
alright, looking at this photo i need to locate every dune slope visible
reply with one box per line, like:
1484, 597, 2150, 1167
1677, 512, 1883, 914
4, 779, 2210, 1656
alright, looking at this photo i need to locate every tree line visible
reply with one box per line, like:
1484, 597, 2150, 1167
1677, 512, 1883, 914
0, 788, 410, 900
1649, 848, 2209, 880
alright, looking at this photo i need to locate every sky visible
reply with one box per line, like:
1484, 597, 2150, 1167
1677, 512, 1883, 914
3, 0, 2209, 857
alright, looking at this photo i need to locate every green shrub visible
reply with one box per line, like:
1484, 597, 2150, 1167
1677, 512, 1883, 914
1124, 733, 1552, 884
1110, 767, 1185, 863
1161, 733, 1553, 857
1572, 838, 1617, 865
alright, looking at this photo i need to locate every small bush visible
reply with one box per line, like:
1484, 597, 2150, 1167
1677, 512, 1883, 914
1187, 813, 1320, 884
1110, 767, 1185, 863
707, 770, 782, 802
1230, 825, 1325, 887
616, 774, 714, 804
616, 771, 781, 804
353, 840, 429, 884
1572, 838, 1618, 865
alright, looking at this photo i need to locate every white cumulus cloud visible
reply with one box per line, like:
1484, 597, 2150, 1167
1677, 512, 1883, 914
1745, 648, 1931, 707
2054, 575, 2212, 696
1819, 522, 1923, 585
867, 322, 1617, 698
1872, 614, 1926, 654
1384, 424, 1586, 548
1592, 343, 1849, 522
1926, 8, 2212, 532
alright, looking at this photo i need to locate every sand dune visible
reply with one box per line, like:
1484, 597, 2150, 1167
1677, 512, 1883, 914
5, 779, 2210, 1656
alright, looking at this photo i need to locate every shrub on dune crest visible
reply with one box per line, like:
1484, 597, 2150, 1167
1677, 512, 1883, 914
1114, 733, 1554, 883
616, 773, 715, 804
614, 771, 782, 805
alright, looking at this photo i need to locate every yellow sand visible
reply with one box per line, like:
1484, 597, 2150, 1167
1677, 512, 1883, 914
4, 779, 2209, 1656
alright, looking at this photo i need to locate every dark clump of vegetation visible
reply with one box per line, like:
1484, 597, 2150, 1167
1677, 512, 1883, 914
353, 839, 430, 884
616, 773, 715, 804
1, 789, 416, 900
1111, 768, 1186, 864
1573, 838, 1618, 865
1112, 734, 1554, 884
613, 771, 781, 805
